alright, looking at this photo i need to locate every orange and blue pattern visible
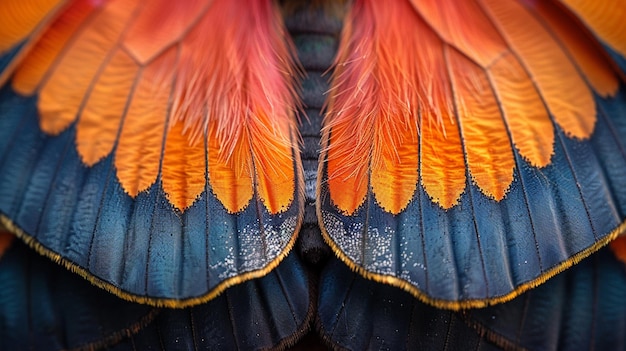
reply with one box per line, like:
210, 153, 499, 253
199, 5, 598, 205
1, 0, 626, 315
0, 0, 304, 306
1, 0, 626, 349
318, 0, 626, 308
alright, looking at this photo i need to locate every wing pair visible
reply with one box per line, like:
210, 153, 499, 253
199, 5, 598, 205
3, 219, 626, 350
0, 0, 625, 310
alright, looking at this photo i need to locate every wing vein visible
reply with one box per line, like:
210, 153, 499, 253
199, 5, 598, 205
475, 0, 599, 242
443, 44, 489, 298
483, 64, 544, 274
143, 45, 180, 296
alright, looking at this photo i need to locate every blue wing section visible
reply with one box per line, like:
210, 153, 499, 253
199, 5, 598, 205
467, 247, 626, 351
319, 89, 626, 307
317, 248, 626, 350
0, 237, 156, 350
117, 252, 313, 350
0, 237, 313, 350
605, 46, 626, 74
317, 257, 501, 350
0, 83, 303, 304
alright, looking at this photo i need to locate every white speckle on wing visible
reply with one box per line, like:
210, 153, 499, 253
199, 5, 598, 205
323, 210, 422, 288
210, 215, 296, 280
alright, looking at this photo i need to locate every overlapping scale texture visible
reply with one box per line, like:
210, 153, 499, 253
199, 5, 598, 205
318, 247, 626, 350
0, 234, 312, 350
0, 0, 68, 86
319, 0, 626, 307
0, 0, 304, 305
560, 0, 626, 58
10, 0, 300, 214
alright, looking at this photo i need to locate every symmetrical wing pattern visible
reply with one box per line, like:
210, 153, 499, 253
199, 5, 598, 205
318, 0, 626, 308
0, 0, 304, 306
1, 0, 626, 349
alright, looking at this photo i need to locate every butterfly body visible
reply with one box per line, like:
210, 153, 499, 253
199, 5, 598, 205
283, 1, 345, 267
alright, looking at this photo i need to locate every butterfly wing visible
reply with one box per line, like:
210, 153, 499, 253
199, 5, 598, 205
0, 230, 313, 350
0, 231, 157, 350
318, 0, 626, 308
0, 0, 304, 306
317, 256, 497, 350
465, 245, 626, 351
0, 0, 70, 84
124, 251, 314, 350
317, 243, 626, 350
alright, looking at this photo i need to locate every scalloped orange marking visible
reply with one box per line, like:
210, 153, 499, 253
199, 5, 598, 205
37, 0, 140, 136
207, 122, 254, 214
12, 0, 99, 95
13, 0, 298, 213
0, 0, 65, 52
527, 1, 618, 97
167, 0, 297, 214
326, 0, 429, 214
559, 0, 626, 58
323, 0, 374, 215
420, 105, 466, 209
326, 125, 370, 216
489, 53, 554, 168
410, 6, 467, 209
162, 121, 206, 210
115, 47, 176, 197
448, 48, 514, 201
330, 0, 613, 211
251, 112, 297, 214
367, 1, 421, 214
77, 49, 138, 166
371, 122, 419, 214
481, 0, 596, 140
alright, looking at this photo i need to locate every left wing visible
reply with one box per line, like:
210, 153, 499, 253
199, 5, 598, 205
0, 0, 304, 306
